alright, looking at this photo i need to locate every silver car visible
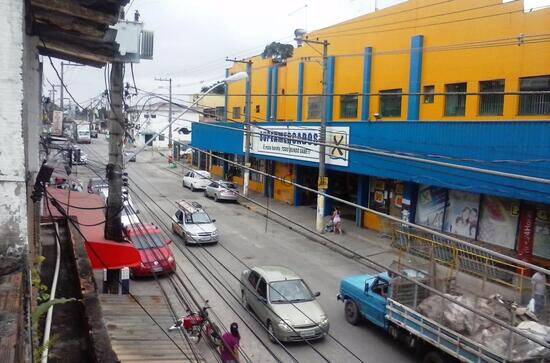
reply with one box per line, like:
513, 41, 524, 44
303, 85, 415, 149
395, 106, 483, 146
204, 181, 238, 202
240, 266, 329, 343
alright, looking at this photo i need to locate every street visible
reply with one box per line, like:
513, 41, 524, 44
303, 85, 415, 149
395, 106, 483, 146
82, 137, 416, 363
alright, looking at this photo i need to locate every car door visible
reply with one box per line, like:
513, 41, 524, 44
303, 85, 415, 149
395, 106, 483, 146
255, 278, 269, 322
207, 182, 218, 197
183, 172, 191, 187
364, 277, 388, 328
173, 210, 185, 236
245, 270, 260, 311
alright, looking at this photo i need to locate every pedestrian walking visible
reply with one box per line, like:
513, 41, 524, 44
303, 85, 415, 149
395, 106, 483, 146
532, 271, 547, 318
219, 322, 240, 363
332, 207, 342, 234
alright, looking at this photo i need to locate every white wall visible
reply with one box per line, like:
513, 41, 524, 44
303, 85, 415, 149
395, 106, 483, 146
0, 0, 29, 256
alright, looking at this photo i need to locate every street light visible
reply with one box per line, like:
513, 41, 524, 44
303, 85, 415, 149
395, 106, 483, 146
294, 29, 330, 233
127, 72, 248, 161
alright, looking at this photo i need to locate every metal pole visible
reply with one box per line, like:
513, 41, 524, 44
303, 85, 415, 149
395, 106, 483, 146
168, 78, 173, 150
60, 62, 64, 114
316, 41, 329, 233
243, 61, 252, 196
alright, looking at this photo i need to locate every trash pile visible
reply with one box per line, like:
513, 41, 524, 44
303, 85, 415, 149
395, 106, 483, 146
417, 294, 550, 361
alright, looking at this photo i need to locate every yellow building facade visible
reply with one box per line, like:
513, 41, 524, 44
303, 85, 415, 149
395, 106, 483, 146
227, 0, 550, 122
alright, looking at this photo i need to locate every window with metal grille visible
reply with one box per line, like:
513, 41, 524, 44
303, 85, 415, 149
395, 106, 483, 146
519, 76, 550, 115
379, 89, 402, 117
423, 85, 434, 104
479, 80, 504, 116
444, 83, 467, 116
307, 96, 322, 119
340, 94, 358, 118
232, 107, 241, 119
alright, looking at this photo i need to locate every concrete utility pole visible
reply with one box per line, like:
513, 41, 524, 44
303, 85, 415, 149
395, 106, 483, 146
104, 62, 125, 293
316, 40, 329, 232
227, 59, 253, 196
155, 77, 173, 152
60, 62, 64, 113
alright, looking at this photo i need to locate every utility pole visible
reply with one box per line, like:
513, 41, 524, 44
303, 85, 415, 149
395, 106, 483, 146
227, 58, 253, 196
104, 61, 125, 293
60, 62, 64, 114
316, 41, 329, 232
155, 77, 173, 152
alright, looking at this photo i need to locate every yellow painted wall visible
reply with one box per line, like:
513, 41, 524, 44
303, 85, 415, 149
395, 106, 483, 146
227, 0, 550, 122
232, 176, 264, 194
274, 163, 294, 204
210, 165, 223, 177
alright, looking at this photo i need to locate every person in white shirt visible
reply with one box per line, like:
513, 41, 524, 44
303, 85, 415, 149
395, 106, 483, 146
532, 271, 547, 317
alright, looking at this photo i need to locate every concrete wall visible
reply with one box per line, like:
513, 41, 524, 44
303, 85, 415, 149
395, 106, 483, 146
0, 0, 30, 256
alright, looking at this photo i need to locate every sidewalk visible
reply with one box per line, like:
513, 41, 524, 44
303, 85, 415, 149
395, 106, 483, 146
237, 190, 399, 271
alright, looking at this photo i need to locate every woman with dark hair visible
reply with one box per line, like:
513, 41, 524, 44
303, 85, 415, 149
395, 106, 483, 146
219, 322, 240, 363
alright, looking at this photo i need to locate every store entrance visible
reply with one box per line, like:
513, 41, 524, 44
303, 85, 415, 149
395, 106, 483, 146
327, 170, 358, 221
296, 165, 318, 207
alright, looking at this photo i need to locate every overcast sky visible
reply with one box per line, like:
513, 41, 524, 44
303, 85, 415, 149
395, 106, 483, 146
43, 0, 550, 107
43, 0, 408, 106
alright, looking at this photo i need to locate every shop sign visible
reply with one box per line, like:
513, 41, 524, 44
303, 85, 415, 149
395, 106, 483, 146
247, 125, 349, 167
517, 204, 536, 262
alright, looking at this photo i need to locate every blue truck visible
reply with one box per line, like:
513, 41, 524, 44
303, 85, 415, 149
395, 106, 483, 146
337, 271, 519, 363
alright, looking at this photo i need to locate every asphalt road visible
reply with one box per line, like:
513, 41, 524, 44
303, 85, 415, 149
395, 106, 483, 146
81, 137, 417, 363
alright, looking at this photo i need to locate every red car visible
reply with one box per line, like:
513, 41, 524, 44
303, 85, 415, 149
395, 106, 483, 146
124, 223, 176, 277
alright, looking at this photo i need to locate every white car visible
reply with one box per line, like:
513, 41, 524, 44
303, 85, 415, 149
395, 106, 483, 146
182, 170, 212, 191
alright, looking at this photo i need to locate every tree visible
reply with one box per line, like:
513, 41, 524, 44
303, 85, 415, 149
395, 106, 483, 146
200, 83, 225, 95
261, 42, 294, 63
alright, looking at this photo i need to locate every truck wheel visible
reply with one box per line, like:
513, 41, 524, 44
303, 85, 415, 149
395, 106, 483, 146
344, 300, 362, 325
423, 352, 444, 363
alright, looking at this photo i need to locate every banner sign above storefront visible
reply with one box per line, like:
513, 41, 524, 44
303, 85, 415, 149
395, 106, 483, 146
246, 125, 349, 167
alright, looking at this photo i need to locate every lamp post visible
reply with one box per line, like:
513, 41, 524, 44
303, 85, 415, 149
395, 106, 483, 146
154, 77, 173, 152
294, 29, 330, 233
227, 59, 253, 197
126, 72, 248, 161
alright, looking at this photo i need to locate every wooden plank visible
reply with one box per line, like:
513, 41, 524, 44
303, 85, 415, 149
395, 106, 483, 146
31, 0, 118, 24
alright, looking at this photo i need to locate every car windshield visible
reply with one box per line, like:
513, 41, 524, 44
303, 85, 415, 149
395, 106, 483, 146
220, 182, 236, 189
191, 212, 211, 224
269, 279, 314, 304
130, 233, 165, 250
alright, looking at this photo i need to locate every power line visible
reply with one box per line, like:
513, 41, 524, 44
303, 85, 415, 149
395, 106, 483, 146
126, 162, 363, 362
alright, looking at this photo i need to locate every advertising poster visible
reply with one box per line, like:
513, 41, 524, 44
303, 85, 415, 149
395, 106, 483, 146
443, 190, 480, 239
248, 125, 349, 166
415, 185, 447, 230
369, 178, 388, 213
534, 205, 550, 259
477, 196, 520, 249
51, 110, 63, 135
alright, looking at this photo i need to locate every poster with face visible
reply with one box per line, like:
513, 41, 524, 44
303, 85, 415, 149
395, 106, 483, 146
443, 190, 480, 239
477, 196, 520, 249
415, 185, 447, 230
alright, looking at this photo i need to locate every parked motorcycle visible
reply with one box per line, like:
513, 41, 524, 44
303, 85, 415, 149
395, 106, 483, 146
168, 301, 222, 346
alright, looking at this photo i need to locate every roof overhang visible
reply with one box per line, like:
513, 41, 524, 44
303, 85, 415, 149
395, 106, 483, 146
28, 0, 130, 67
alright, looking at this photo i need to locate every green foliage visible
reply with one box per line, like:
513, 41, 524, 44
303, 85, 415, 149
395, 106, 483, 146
261, 42, 294, 63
